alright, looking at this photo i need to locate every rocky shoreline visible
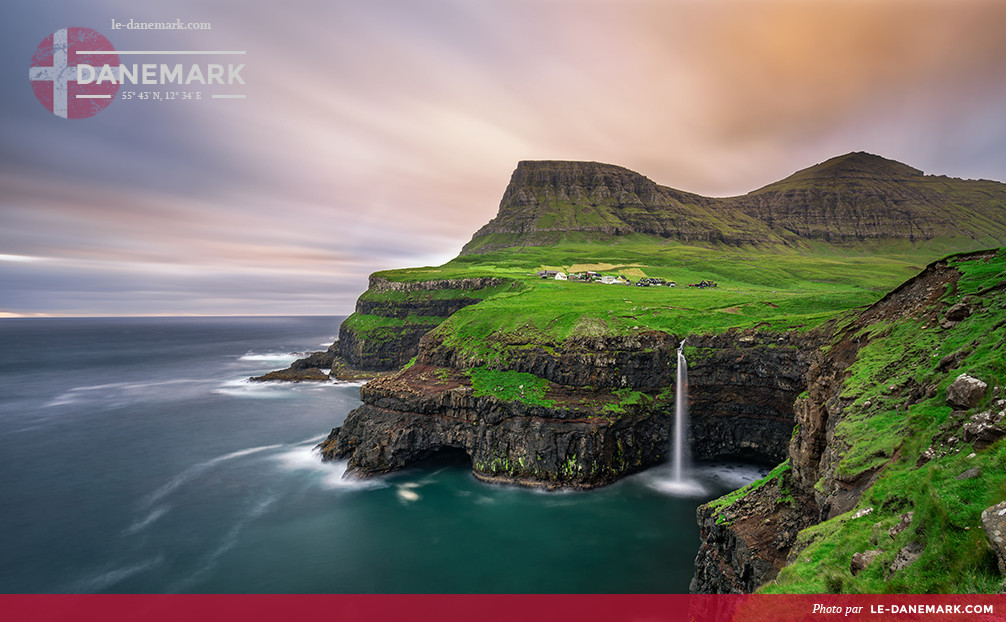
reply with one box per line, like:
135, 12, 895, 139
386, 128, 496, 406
316, 322, 823, 488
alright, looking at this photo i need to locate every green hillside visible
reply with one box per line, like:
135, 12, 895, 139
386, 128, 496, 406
332, 154, 1005, 372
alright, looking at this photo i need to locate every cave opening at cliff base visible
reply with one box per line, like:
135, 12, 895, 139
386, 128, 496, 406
410, 446, 473, 470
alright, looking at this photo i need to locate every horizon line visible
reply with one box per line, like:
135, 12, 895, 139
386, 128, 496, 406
0, 313, 349, 320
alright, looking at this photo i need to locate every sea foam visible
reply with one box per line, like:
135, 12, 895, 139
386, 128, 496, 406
274, 444, 384, 490
144, 444, 283, 507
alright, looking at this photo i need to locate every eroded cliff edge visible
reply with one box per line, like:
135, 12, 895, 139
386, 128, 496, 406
319, 325, 822, 488
252, 276, 512, 382
691, 249, 1006, 594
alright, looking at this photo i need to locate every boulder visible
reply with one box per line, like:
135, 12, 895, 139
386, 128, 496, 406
290, 351, 336, 370
888, 511, 914, 539
917, 447, 936, 466
946, 374, 988, 409
852, 507, 874, 519
945, 302, 972, 322
962, 410, 1006, 451
888, 542, 924, 576
851, 549, 882, 576
981, 502, 1006, 575
956, 467, 982, 481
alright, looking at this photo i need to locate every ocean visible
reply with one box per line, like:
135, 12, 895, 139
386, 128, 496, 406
0, 316, 764, 593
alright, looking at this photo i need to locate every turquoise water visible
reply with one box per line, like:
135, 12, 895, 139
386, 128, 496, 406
0, 317, 764, 593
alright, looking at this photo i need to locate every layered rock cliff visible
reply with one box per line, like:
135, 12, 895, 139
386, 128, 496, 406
321, 323, 822, 486
320, 362, 669, 488
729, 152, 1006, 246
461, 153, 1006, 255
687, 332, 822, 464
460, 160, 789, 254
336, 276, 509, 371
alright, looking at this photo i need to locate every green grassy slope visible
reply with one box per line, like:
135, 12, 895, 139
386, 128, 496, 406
344, 153, 1005, 378
366, 240, 944, 366
748, 250, 1006, 593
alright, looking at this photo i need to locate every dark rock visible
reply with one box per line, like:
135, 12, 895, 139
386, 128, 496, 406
981, 502, 1006, 575
665, 332, 821, 464
945, 301, 972, 322
337, 276, 508, 371
961, 409, 1006, 450
916, 447, 937, 467
289, 351, 335, 370
888, 511, 914, 538
936, 353, 959, 372
251, 349, 347, 382
422, 329, 822, 466
691, 467, 819, 593
946, 374, 988, 409
956, 467, 982, 481
851, 549, 881, 576
320, 365, 668, 488
251, 367, 330, 382
888, 541, 924, 575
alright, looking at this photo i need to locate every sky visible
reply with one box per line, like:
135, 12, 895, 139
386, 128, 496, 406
3, 0, 1006, 317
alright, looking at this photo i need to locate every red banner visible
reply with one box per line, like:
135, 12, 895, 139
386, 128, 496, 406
0, 594, 1003, 622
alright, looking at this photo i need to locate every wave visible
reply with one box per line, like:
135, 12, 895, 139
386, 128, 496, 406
212, 378, 294, 399
644, 477, 709, 498
633, 464, 709, 498
295, 433, 330, 445
237, 352, 305, 364
44, 379, 200, 408
273, 445, 385, 490
68, 556, 163, 593
167, 495, 278, 593
123, 506, 170, 535
143, 444, 283, 508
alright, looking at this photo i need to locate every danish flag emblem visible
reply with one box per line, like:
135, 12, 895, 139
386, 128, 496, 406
29, 27, 120, 119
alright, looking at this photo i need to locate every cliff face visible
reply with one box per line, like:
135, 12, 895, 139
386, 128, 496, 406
461, 153, 1006, 255
460, 160, 784, 254
688, 332, 823, 464
690, 249, 1006, 594
335, 276, 508, 371
729, 153, 1006, 245
320, 364, 668, 488
788, 257, 961, 517
321, 324, 822, 486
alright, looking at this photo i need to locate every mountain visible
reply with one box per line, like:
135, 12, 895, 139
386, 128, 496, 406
260, 151, 1006, 593
460, 160, 781, 254
461, 153, 1006, 255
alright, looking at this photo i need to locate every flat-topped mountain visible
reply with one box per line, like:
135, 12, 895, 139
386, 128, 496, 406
461, 153, 1006, 254
460, 160, 776, 254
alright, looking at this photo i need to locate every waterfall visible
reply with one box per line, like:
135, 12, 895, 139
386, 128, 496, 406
672, 339, 689, 482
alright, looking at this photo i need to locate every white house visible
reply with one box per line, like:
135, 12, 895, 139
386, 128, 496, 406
555, 272, 567, 281
599, 275, 619, 284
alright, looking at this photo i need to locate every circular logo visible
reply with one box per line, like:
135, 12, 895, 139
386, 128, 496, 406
29, 27, 120, 119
